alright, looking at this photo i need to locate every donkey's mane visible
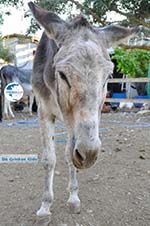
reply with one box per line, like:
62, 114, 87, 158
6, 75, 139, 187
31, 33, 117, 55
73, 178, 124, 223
69, 15, 94, 30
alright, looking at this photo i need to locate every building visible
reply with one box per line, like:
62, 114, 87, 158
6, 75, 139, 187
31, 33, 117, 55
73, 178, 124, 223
2, 34, 39, 69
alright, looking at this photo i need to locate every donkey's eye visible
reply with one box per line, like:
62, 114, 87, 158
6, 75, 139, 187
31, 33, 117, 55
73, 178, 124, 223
58, 71, 71, 88
59, 71, 67, 80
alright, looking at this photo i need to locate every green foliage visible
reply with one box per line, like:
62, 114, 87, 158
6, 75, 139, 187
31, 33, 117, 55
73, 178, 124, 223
0, 39, 15, 62
26, 0, 149, 33
0, 0, 22, 5
113, 47, 150, 78
26, 18, 41, 35
120, 0, 149, 21
0, 0, 149, 32
83, 0, 117, 23
35, 0, 70, 14
83, 0, 150, 26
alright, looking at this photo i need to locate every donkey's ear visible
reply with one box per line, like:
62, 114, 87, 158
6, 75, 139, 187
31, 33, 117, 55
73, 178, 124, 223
97, 25, 140, 48
28, 2, 66, 42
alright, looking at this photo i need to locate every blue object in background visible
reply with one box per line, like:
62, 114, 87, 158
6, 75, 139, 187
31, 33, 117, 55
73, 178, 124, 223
134, 95, 150, 108
112, 92, 126, 106
112, 92, 126, 98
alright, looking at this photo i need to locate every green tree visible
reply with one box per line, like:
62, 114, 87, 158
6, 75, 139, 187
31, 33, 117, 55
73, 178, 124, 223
26, 0, 149, 33
83, 0, 150, 27
0, 0, 149, 30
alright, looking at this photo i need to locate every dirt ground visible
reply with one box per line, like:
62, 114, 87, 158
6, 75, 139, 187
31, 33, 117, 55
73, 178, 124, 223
0, 111, 150, 226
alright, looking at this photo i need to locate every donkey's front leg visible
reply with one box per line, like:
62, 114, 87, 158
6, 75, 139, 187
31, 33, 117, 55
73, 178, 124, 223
67, 164, 81, 214
37, 108, 56, 217
65, 139, 81, 214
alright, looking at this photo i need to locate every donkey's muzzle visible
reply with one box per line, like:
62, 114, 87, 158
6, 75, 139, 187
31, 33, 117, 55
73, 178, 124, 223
72, 140, 100, 169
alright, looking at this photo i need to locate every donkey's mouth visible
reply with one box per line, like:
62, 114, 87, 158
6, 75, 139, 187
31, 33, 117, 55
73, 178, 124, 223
70, 135, 98, 169
72, 156, 83, 169
72, 153, 97, 169
70, 136, 83, 169
72, 157, 96, 169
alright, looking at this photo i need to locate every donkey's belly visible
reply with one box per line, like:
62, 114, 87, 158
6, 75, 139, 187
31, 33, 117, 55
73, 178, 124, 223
22, 83, 32, 95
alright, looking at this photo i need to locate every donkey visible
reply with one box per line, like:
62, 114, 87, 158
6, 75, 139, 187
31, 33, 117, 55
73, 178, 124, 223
0, 64, 34, 119
28, 2, 139, 217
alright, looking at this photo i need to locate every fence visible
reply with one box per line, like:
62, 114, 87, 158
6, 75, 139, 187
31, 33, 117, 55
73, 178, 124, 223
106, 77, 150, 104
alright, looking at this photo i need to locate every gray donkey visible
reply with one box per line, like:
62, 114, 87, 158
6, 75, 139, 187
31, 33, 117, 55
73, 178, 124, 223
28, 2, 139, 217
0, 64, 34, 119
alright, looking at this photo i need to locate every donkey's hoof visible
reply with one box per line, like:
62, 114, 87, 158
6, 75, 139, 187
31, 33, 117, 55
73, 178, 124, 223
3, 116, 9, 120
36, 206, 51, 217
4, 115, 15, 120
67, 199, 81, 214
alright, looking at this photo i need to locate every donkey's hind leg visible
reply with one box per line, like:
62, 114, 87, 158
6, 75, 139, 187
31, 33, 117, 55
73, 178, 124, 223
8, 100, 15, 118
4, 98, 14, 119
37, 102, 56, 217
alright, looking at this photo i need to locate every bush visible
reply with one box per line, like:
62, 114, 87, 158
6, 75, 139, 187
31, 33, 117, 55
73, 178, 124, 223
112, 48, 150, 78
0, 40, 15, 63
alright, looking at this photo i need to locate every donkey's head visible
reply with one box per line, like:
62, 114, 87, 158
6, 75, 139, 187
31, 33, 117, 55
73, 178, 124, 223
29, 2, 138, 169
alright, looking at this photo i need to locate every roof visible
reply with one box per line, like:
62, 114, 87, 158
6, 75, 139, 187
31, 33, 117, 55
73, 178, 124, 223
2, 33, 39, 44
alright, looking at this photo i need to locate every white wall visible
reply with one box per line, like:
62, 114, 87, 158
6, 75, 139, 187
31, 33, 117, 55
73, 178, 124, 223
15, 42, 36, 69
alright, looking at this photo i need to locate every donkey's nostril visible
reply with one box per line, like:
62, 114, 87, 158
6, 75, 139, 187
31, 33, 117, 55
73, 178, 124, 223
74, 149, 85, 162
